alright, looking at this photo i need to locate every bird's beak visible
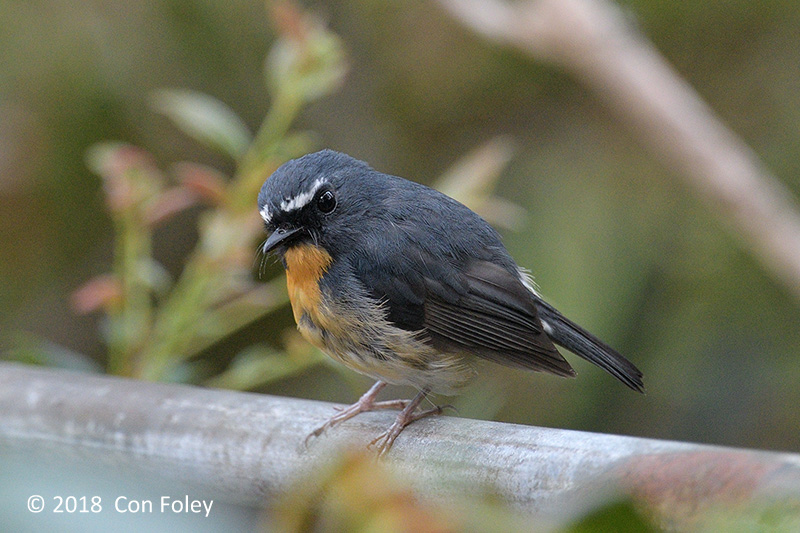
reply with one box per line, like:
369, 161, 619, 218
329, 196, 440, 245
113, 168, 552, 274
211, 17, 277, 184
262, 226, 303, 254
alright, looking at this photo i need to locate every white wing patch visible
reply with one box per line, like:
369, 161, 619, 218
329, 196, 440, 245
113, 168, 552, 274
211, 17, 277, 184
517, 267, 542, 297
517, 267, 554, 335
280, 177, 326, 213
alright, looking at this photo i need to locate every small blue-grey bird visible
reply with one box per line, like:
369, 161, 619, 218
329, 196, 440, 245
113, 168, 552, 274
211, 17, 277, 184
258, 150, 643, 455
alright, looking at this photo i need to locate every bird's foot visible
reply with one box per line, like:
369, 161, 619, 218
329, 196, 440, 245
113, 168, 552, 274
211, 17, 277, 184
369, 400, 444, 458
305, 381, 409, 446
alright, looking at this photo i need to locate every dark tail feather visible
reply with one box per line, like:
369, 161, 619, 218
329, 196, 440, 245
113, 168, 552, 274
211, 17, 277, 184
535, 299, 645, 393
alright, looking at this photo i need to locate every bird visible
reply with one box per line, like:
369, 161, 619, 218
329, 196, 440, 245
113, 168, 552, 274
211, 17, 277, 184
257, 149, 643, 456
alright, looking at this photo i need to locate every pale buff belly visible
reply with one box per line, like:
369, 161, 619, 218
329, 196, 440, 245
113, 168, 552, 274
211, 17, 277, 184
294, 293, 474, 395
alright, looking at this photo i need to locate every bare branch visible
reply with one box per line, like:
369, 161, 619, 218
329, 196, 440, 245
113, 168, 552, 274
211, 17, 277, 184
439, 0, 800, 299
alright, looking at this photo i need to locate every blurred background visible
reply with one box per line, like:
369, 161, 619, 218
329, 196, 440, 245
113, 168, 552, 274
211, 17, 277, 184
2, 0, 800, 459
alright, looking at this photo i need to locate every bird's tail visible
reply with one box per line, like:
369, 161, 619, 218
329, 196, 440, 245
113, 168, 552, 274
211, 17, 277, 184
535, 299, 644, 392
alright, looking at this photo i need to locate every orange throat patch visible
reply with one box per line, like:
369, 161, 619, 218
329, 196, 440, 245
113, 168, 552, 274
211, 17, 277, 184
283, 243, 333, 325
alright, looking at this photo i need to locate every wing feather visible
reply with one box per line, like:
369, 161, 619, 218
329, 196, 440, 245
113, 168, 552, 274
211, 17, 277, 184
423, 260, 575, 376
352, 241, 575, 377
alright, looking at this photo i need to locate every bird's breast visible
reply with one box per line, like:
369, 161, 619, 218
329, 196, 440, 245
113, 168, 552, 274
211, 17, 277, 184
283, 243, 333, 326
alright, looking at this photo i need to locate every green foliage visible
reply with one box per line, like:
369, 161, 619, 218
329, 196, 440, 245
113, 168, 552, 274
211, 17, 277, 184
564, 500, 657, 533
68, 2, 346, 385
4, 332, 103, 373
151, 89, 253, 160
22, 1, 517, 392
269, 451, 667, 533
205, 343, 321, 391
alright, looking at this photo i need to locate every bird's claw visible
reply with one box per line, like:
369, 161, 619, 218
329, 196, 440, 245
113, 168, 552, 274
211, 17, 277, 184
303, 383, 445, 458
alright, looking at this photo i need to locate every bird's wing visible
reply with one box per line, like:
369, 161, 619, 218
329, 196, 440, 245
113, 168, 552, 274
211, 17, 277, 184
424, 259, 575, 376
352, 245, 575, 377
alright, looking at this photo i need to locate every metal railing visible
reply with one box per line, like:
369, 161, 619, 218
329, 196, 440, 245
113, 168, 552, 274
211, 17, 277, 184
1, 362, 799, 528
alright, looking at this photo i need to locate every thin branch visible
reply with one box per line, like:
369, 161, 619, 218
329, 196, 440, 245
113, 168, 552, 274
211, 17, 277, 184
438, 0, 800, 300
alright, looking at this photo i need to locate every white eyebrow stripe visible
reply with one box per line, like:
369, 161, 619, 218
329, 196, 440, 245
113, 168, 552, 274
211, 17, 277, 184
259, 206, 272, 223
280, 177, 326, 213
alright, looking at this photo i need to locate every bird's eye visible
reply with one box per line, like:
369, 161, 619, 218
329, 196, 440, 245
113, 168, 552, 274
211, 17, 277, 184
316, 190, 336, 214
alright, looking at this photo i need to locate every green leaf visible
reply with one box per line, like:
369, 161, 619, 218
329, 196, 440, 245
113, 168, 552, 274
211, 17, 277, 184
135, 257, 172, 297
151, 89, 252, 160
565, 499, 657, 533
5, 332, 103, 373
205, 345, 321, 391
265, 18, 347, 104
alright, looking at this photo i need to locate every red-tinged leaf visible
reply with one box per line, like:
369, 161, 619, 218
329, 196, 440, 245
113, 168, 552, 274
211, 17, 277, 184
86, 142, 164, 212
144, 187, 201, 227
71, 274, 122, 314
172, 162, 228, 204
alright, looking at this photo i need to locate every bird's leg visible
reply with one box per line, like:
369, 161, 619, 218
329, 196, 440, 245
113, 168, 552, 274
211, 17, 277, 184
305, 381, 410, 446
370, 387, 441, 458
